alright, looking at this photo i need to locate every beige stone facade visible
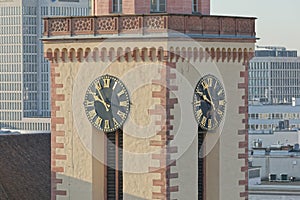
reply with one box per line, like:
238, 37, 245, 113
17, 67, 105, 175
43, 12, 256, 200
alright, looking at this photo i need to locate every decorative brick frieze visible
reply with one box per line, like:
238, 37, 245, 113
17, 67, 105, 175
43, 14, 256, 39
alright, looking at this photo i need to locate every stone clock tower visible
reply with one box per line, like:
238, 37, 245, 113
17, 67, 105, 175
43, 0, 256, 199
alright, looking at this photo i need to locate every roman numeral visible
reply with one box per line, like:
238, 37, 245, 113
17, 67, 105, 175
117, 110, 126, 120
112, 117, 119, 128
95, 82, 102, 91
117, 89, 125, 97
214, 81, 218, 89
218, 89, 223, 96
88, 110, 97, 119
201, 116, 207, 127
208, 119, 212, 129
217, 109, 223, 116
196, 109, 203, 119
95, 117, 103, 126
207, 78, 212, 87
219, 100, 226, 106
119, 101, 128, 107
201, 81, 208, 89
112, 81, 117, 90
85, 100, 94, 107
103, 78, 110, 88
104, 120, 110, 130
194, 100, 201, 107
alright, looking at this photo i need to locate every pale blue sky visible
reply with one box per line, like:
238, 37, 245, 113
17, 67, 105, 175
211, 0, 300, 52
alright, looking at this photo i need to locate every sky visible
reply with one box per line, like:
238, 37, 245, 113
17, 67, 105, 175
211, 0, 300, 52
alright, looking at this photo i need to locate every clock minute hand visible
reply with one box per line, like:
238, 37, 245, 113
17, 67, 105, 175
203, 93, 216, 111
93, 93, 110, 112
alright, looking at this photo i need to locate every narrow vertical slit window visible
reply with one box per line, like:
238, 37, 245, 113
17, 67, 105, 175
106, 130, 123, 199
151, 0, 166, 12
193, 0, 198, 13
112, 0, 122, 13
198, 128, 205, 200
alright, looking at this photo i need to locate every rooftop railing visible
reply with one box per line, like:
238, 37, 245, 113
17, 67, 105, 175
43, 14, 256, 38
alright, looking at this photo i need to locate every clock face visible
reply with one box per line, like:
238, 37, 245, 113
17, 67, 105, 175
83, 75, 130, 132
193, 74, 226, 131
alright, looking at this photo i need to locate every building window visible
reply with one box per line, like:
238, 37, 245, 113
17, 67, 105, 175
151, 0, 166, 12
198, 128, 205, 200
112, 0, 122, 13
192, 0, 198, 12
106, 130, 123, 199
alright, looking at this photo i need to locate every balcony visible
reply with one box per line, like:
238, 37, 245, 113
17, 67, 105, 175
43, 14, 256, 39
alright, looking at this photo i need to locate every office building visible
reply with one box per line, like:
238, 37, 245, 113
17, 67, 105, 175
249, 46, 300, 104
249, 103, 300, 132
0, 0, 90, 131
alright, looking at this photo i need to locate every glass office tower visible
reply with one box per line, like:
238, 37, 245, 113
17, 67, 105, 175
0, 0, 90, 132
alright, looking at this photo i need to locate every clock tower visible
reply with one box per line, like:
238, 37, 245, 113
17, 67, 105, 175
43, 0, 256, 199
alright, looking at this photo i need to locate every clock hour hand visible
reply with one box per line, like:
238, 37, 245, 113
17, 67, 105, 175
197, 92, 215, 111
205, 88, 216, 111
92, 92, 110, 112
196, 89, 215, 109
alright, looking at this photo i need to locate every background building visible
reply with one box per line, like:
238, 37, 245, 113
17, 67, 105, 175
249, 46, 300, 133
249, 46, 300, 104
0, 0, 90, 132
248, 130, 300, 200
249, 103, 300, 132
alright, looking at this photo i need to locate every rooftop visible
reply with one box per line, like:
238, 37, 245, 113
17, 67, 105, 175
0, 133, 50, 199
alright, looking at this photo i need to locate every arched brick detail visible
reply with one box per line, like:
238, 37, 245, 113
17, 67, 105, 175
61, 48, 67, 62
107, 47, 113, 62
45, 48, 53, 62
157, 47, 164, 62
233, 48, 237, 63
92, 47, 100, 61
199, 48, 204, 62
54, 49, 60, 63
181, 47, 187, 62
77, 48, 84, 62
45, 46, 254, 65
238, 48, 243, 63
187, 47, 193, 62
216, 48, 221, 62
133, 47, 140, 62
69, 48, 76, 62
227, 48, 232, 62
141, 47, 148, 62
193, 47, 198, 62
221, 48, 226, 62
175, 47, 181, 62
210, 48, 215, 61
205, 48, 210, 62
169, 47, 175, 62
